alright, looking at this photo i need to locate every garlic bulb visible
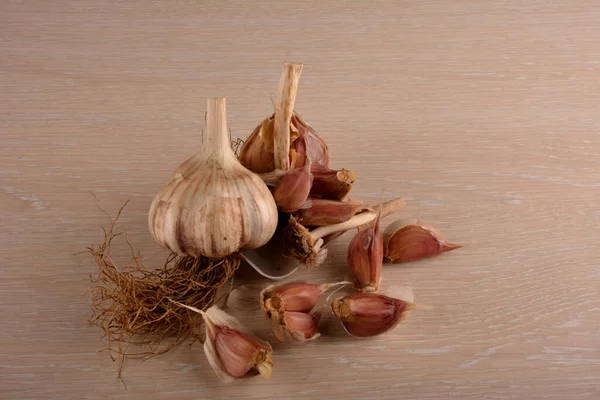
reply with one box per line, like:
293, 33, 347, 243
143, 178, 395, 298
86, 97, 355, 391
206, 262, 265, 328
148, 97, 278, 259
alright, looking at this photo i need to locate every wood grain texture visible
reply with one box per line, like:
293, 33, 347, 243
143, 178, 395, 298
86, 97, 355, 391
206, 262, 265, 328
2, 0, 600, 398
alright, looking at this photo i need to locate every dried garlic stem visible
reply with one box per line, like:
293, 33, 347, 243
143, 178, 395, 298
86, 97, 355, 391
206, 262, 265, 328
274, 62, 303, 171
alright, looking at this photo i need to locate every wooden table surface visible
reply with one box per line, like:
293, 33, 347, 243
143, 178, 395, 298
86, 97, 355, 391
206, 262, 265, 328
2, 1, 600, 399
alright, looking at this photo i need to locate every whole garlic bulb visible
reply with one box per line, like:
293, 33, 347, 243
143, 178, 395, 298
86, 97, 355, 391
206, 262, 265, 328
148, 97, 278, 259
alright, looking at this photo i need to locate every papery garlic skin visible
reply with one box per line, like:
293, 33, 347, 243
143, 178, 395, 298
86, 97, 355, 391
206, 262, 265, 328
148, 98, 278, 259
226, 284, 264, 311
331, 292, 414, 338
383, 219, 462, 263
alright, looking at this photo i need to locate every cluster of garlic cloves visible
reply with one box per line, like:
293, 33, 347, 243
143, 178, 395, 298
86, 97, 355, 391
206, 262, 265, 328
260, 281, 347, 342
236, 62, 365, 269
285, 197, 405, 268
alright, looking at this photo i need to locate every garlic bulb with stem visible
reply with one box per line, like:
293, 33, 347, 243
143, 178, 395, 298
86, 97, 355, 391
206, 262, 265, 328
148, 97, 278, 259
239, 62, 331, 174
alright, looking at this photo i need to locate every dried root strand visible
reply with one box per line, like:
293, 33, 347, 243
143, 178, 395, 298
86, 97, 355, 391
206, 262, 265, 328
86, 203, 240, 374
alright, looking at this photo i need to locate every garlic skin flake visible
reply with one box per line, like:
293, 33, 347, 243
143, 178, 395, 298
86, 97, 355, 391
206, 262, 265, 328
148, 98, 278, 259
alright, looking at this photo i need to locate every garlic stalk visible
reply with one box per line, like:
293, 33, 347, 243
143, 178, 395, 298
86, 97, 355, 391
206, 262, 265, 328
148, 97, 278, 259
274, 62, 303, 171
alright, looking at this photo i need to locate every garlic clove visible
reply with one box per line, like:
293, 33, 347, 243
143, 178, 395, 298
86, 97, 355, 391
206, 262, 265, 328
272, 157, 313, 212
262, 282, 322, 314
347, 203, 383, 292
201, 306, 273, 381
296, 199, 363, 226
239, 117, 276, 174
212, 326, 273, 379
170, 302, 273, 381
331, 291, 415, 338
282, 311, 321, 341
148, 98, 278, 259
310, 164, 357, 201
383, 219, 462, 263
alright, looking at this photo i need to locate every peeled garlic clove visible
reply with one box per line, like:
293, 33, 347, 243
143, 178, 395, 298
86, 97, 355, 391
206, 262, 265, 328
172, 303, 273, 382
272, 157, 313, 212
290, 112, 330, 169
148, 98, 278, 259
296, 199, 363, 226
310, 164, 357, 201
347, 205, 383, 292
239, 117, 276, 174
383, 219, 462, 263
331, 291, 415, 338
